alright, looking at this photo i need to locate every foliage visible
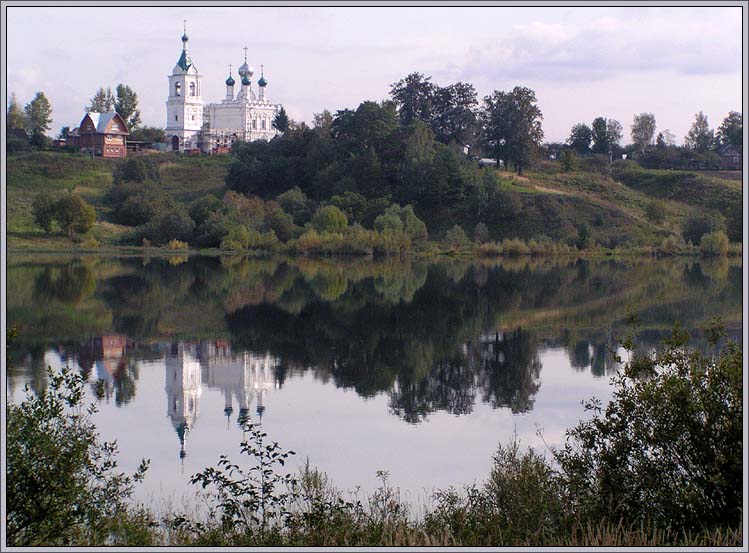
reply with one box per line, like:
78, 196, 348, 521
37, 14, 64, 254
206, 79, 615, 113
277, 187, 316, 225
630, 113, 656, 153
273, 107, 290, 133
106, 180, 175, 226
138, 206, 196, 246
6, 366, 149, 546
442, 224, 471, 250
187, 422, 297, 534
32, 194, 58, 233
113, 156, 161, 184
568, 123, 592, 154
51, 193, 96, 239
644, 200, 665, 224
115, 84, 141, 130
473, 222, 489, 244
575, 222, 591, 249
311, 205, 348, 233
129, 126, 167, 143
699, 230, 729, 256
559, 149, 579, 172
88, 86, 115, 113
390, 72, 435, 125
682, 211, 725, 245
555, 322, 742, 531
24, 91, 53, 134
480, 87, 544, 175
716, 111, 742, 147
684, 111, 714, 152
7, 91, 26, 130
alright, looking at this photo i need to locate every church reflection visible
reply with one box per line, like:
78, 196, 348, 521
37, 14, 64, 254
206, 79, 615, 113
164, 340, 279, 458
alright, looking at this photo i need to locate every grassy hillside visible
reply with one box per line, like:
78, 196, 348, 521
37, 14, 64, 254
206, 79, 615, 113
6, 151, 229, 249
5, 150, 742, 252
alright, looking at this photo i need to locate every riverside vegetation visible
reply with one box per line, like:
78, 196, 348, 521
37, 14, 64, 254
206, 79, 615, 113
4, 318, 743, 547
6, 75, 743, 258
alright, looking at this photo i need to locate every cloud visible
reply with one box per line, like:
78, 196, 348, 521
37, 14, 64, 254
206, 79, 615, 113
455, 11, 741, 85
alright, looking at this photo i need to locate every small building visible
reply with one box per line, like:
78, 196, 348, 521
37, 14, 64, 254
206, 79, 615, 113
69, 112, 130, 158
716, 144, 742, 170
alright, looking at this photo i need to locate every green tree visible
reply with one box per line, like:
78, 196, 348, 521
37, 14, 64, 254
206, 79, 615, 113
480, 87, 544, 175
590, 117, 609, 154
312, 109, 334, 137
644, 200, 666, 224
311, 205, 348, 233
58, 126, 70, 140
272, 107, 290, 132
606, 119, 623, 152
568, 123, 593, 154
114, 84, 141, 130
389, 72, 435, 125
24, 91, 52, 134
7, 91, 26, 130
54, 194, 96, 240
559, 149, 579, 172
716, 111, 742, 147
431, 82, 478, 145
442, 224, 470, 249
87, 87, 115, 112
684, 111, 714, 152
277, 187, 315, 225
7, 367, 149, 546
630, 112, 656, 153
128, 126, 166, 143
699, 230, 729, 256
32, 195, 58, 233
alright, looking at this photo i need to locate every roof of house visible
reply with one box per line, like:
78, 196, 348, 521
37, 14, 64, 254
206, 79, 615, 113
716, 144, 740, 156
80, 112, 129, 134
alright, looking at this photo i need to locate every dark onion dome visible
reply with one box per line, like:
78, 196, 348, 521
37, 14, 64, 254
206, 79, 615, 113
226, 74, 236, 86
258, 75, 267, 87
241, 75, 251, 86
181, 32, 188, 42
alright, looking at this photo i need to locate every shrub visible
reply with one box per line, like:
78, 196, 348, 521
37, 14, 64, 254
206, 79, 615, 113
682, 212, 724, 246
140, 207, 195, 246
189, 195, 225, 227
442, 225, 471, 251
699, 230, 729, 256
559, 149, 579, 172
6, 367, 149, 546
165, 239, 189, 250
54, 193, 96, 240
644, 200, 666, 224
277, 187, 315, 225
106, 181, 175, 227
311, 205, 348, 234
113, 156, 160, 184
555, 322, 742, 531
32, 194, 58, 233
373, 211, 403, 233
501, 238, 531, 256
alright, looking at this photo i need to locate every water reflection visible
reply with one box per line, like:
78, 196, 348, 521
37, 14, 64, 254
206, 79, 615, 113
7, 254, 742, 428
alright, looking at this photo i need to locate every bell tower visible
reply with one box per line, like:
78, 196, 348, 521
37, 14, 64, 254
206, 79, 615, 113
166, 21, 204, 152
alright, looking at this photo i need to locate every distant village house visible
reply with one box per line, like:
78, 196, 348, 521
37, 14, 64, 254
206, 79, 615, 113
716, 144, 742, 170
67, 111, 130, 158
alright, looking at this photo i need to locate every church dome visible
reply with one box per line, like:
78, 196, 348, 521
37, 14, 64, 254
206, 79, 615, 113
238, 62, 254, 78
258, 76, 267, 87
226, 75, 236, 86
241, 75, 251, 86
181, 32, 188, 42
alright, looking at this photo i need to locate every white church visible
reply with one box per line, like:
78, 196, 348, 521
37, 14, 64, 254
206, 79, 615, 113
165, 26, 283, 153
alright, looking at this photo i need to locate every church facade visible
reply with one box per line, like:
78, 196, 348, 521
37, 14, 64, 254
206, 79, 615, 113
166, 29, 283, 153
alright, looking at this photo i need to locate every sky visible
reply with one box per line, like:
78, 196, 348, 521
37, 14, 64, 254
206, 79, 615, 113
5, 5, 744, 143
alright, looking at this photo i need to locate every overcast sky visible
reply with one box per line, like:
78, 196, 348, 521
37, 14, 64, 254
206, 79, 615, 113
5, 5, 744, 143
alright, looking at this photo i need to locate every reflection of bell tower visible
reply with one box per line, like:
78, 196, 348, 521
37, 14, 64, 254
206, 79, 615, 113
165, 342, 202, 460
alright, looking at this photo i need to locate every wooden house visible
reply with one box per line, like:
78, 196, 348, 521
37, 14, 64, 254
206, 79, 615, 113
69, 112, 130, 158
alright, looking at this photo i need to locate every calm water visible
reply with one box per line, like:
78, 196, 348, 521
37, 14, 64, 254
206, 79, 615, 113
6, 254, 742, 507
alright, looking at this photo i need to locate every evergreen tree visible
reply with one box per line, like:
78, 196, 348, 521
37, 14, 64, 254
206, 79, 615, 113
7, 92, 26, 130
87, 87, 115, 112
115, 84, 141, 130
24, 92, 52, 134
272, 107, 290, 132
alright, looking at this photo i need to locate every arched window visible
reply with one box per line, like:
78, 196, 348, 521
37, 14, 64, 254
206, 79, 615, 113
175, 82, 181, 96
261, 119, 266, 130
189, 82, 195, 96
